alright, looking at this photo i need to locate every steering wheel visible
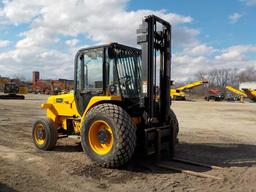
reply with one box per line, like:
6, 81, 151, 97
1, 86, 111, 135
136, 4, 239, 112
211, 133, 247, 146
120, 75, 131, 86
119, 75, 133, 93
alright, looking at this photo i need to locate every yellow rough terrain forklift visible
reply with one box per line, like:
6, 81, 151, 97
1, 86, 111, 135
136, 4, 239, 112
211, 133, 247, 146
32, 15, 179, 168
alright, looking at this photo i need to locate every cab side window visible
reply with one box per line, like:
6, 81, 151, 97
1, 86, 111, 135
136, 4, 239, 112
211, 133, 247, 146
84, 49, 103, 93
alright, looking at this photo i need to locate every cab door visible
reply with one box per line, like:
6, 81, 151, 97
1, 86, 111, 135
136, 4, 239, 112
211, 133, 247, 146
75, 48, 104, 115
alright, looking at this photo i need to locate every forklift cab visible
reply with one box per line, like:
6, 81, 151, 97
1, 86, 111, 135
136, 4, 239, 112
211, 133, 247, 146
74, 43, 142, 115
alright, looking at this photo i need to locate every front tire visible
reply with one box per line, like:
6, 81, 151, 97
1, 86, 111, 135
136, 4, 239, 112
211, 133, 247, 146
169, 109, 179, 143
81, 104, 136, 168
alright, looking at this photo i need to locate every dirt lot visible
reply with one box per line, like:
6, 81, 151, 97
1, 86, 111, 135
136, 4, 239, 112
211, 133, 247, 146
0, 94, 256, 192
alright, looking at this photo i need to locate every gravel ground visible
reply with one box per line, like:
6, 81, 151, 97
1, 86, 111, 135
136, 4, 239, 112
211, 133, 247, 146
0, 94, 256, 192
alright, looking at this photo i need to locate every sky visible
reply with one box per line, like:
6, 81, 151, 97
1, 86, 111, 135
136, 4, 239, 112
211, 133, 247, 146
0, 0, 256, 81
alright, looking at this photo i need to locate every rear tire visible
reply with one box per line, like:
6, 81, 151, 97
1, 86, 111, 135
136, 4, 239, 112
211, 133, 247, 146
32, 118, 58, 150
81, 103, 136, 168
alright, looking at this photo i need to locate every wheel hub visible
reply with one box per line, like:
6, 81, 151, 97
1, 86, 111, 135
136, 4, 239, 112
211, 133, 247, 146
88, 120, 114, 155
97, 129, 109, 144
34, 123, 46, 145
38, 129, 44, 139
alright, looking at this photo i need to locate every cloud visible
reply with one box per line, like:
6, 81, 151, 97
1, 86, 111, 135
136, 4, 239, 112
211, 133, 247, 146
0, 39, 11, 48
171, 44, 256, 81
0, 0, 194, 46
0, 0, 255, 81
0, 0, 42, 25
240, 0, 256, 6
16, 27, 59, 49
65, 39, 79, 47
172, 26, 200, 47
183, 44, 215, 56
215, 45, 256, 61
229, 13, 243, 23
0, 46, 73, 78
0, 0, 196, 79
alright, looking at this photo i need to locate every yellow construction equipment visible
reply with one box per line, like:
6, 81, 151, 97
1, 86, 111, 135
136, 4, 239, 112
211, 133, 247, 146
32, 15, 179, 168
18, 86, 28, 94
225, 85, 246, 102
170, 89, 186, 100
171, 80, 208, 100
0, 83, 25, 99
225, 86, 247, 98
242, 88, 256, 102
225, 85, 256, 102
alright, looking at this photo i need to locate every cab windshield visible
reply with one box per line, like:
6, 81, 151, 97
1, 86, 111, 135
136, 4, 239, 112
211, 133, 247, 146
75, 44, 142, 99
112, 47, 142, 98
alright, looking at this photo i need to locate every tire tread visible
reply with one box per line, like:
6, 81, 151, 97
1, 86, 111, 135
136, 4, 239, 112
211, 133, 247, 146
82, 103, 136, 168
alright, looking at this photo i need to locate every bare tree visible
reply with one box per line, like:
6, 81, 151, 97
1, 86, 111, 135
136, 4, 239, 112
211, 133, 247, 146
236, 67, 256, 82
13, 74, 26, 82
195, 68, 238, 89
194, 71, 207, 81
